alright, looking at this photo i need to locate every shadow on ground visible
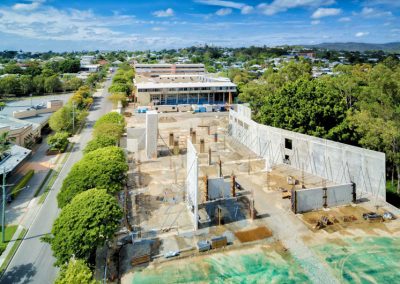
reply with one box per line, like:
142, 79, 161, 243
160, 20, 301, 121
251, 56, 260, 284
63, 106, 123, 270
0, 263, 37, 284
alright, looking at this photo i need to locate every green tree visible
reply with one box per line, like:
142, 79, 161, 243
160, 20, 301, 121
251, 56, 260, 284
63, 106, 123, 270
64, 76, 83, 92
55, 258, 98, 284
44, 75, 62, 93
47, 132, 69, 152
49, 106, 72, 132
59, 59, 80, 73
93, 123, 124, 142
258, 77, 350, 142
0, 132, 11, 160
83, 135, 117, 154
94, 112, 125, 127
50, 189, 122, 266
49, 104, 87, 133
108, 92, 127, 107
57, 146, 127, 207
33, 75, 45, 94
19, 75, 34, 95
0, 75, 20, 95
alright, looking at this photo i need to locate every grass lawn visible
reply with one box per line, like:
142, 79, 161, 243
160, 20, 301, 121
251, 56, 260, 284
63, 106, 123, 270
0, 225, 18, 255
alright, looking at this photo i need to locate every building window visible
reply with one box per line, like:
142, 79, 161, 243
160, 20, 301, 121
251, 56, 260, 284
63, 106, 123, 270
285, 138, 292, 150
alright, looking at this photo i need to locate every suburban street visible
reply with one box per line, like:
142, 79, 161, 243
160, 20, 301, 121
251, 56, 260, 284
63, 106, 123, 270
0, 77, 114, 284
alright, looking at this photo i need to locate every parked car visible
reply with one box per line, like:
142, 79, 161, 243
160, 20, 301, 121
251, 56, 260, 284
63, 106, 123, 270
383, 211, 395, 220
362, 212, 382, 221
164, 251, 180, 258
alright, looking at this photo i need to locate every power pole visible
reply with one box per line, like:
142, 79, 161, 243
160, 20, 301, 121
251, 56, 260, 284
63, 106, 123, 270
72, 102, 75, 133
2, 168, 6, 243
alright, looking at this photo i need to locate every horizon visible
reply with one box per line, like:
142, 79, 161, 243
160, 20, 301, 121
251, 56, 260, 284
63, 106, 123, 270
0, 0, 399, 52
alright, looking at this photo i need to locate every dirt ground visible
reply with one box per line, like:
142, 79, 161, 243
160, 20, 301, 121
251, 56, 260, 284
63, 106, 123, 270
118, 107, 400, 283
235, 226, 273, 243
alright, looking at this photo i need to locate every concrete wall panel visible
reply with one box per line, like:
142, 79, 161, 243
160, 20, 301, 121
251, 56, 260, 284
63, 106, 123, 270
327, 183, 353, 207
229, 105, 386, 201
296, 188, 324, 213
186, 139, 199, 230
208, 177, 230, 200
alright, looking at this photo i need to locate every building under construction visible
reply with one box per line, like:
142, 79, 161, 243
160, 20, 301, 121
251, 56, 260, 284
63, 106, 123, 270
114, 103, 400, 284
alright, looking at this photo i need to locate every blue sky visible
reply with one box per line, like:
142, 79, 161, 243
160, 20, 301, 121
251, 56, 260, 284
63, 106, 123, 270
0, 0, 399, 51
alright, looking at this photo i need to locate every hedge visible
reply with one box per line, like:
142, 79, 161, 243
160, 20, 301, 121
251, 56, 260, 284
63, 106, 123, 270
11, 170, 34, 199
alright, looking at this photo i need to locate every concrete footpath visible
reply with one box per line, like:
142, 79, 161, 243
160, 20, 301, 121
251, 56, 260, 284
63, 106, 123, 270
0, 135, 68, 270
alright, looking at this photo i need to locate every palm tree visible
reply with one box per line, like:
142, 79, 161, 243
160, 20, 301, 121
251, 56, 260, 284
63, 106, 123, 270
0, 132, 11, 161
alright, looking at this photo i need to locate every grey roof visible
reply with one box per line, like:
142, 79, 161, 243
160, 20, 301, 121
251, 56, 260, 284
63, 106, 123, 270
0, 144, 31, 174
0, 115, 33, 130
0, 94, 72, 127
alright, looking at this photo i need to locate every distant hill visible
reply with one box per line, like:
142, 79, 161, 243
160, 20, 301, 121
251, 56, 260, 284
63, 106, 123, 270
304, 42, 400, 52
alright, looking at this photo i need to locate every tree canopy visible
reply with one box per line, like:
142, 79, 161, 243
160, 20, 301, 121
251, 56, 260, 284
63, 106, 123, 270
50, 189, 122, 266
57, 146, 128, 208
55, 258, 98, 284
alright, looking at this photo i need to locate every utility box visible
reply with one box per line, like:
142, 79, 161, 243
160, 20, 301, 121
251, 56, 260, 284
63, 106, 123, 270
197, 240, 211, 252
211, 236, 227, 249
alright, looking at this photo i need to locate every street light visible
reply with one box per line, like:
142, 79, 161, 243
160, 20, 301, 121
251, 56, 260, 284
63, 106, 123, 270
1, 167, 29, 243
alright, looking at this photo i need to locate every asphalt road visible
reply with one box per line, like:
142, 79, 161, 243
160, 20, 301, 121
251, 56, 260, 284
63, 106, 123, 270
1, 77, 114, 284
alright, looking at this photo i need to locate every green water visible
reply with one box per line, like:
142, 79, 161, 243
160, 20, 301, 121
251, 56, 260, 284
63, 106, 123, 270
313, 237, 400, 284
132, 248, 310, 284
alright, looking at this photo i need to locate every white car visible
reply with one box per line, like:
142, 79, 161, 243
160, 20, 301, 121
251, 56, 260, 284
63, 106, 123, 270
164, 251, 180, 258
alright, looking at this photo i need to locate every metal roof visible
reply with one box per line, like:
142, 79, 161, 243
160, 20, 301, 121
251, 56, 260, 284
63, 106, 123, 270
0, 144, 31, 174
136, 81, 236, 89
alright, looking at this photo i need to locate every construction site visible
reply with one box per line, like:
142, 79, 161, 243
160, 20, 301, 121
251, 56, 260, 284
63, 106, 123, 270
107, 104, 400, 284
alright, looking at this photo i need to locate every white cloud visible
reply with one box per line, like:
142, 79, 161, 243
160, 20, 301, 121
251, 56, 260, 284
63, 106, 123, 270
12, 0, 45, 11
359, 7, 392, 17
216, 8, 232, 16
152, 8, 174, 17
355, 31, 370, 37
0, 5, 139, 44
152, 27, 166, 31
195, 0, 252, 14
311, 20, 320, 25
312, 8, 341, 19
338, 17, 351, 22
258, 0, 335, 16
241, 5, 254, 14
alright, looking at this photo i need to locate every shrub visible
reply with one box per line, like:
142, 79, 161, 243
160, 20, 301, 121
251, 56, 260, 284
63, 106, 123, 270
47, 132, 69, 152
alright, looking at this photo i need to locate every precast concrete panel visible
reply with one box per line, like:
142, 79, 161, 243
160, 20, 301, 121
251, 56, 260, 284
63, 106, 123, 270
127, 128, 146, 150
145, 111, 158, 159
186, 139, 199, 230
295, 188, 325, 213
229, 105, 386, 201
326, 184, 353, 207
208, 177, 231, 200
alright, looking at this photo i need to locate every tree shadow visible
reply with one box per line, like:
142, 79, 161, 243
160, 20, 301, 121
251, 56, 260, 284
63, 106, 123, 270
0, 263, 37, 284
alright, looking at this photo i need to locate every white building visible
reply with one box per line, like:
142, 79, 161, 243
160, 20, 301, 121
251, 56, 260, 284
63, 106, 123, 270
135, 74, 236, 105
134, 63, 205, 76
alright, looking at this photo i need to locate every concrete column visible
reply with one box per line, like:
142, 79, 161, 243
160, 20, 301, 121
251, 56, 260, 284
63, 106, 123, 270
200, 139, 205, 153
145, 110, 158, 160
191, 131, 197, 144
173, 139, 179, 155
231, 174, 236, 197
